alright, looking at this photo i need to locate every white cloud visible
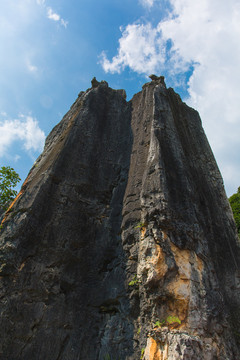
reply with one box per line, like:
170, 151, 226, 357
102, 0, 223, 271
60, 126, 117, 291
100, 23, 166, 74
100, 22, 189, 76
139, 0, 156, 7
47, 7, 60, 22
0, 115, 45, 158
36, 0, 67, 27
26, 58, 38, 73
14, 154, 21, 162
46, 6, 68, 27
101, 0, 240, 195
60, 19, 68, 28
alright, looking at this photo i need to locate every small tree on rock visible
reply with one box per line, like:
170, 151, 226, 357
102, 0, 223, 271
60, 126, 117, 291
0, 166, 21, 211
229, 187, 240, 238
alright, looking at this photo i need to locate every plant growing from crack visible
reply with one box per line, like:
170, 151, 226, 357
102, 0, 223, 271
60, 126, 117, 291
154, 315, 181, 328
134, 222, 147, 230
140, 347, 145, 359
128, 274, 141, 287
154, 320, 165, 328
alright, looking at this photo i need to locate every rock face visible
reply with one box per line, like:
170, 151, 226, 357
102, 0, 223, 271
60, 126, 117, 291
0, 79, 240, 360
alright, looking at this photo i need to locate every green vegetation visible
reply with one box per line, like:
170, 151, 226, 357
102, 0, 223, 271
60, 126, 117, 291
140, 348, 145, 359
134, 222, 147, 230
128, 274, 140, 287
166, 315, 181, 325
229, 187, 240, 237
103, 354, 120, 360
0, 166, 21, 211
154, 315, 181, 328
103, 355, 112, 360
154, 320, 165, 328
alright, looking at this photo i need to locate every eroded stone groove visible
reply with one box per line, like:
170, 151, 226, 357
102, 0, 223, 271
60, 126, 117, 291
0, 78, 240, 360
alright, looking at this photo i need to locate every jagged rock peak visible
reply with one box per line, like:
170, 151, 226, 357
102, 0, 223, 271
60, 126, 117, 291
91, 76, 108, 88
149, 74, 166, 86
0, 79, 240, 360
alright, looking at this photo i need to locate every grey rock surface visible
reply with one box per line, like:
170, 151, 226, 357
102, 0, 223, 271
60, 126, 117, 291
0, 79, 240, 359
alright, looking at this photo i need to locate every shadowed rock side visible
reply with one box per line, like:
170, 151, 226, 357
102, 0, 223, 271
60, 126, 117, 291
0, 78, 240, 360
0, 83, 133, 360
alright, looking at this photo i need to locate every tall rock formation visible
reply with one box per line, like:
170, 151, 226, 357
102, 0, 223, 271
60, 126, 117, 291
0, 78, 240, 360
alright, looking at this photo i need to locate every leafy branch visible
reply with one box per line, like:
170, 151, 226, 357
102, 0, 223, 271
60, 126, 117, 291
0, 166, 21, 211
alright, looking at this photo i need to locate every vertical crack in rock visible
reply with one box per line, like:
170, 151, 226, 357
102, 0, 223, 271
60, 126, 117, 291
0, 78, 240, 359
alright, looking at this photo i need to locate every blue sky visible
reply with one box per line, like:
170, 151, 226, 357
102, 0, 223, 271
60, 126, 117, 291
0, 0, 240, 196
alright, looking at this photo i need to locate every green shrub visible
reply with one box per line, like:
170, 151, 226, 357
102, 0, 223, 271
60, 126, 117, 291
0, 166, 21, 210
229, 187, 240, 237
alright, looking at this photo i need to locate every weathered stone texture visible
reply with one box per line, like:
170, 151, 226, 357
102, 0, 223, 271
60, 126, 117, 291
0, 79, 240, 360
